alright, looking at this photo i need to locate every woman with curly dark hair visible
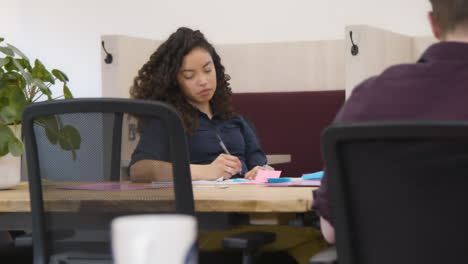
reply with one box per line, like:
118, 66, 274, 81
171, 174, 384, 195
129, 27, 269, 182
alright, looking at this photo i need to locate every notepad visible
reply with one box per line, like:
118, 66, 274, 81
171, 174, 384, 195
267, 177, 300, 183
264, 180, 321, 187
245, 170, 282, 184
267, 178, 291, 183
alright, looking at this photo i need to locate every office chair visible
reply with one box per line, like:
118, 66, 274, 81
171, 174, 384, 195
23, 98, 194, 264
312, 121, 468, 264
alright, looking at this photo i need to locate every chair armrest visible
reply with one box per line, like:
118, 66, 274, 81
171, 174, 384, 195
222, 231, 276, 251
266, 154, 291, 165
309, 246, 337, 264
13, 233, 32, 248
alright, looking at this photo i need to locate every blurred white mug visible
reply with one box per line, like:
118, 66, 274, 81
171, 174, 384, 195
112, 214, 197, 264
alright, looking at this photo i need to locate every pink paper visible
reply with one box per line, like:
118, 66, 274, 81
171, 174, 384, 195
264, 180, 321, 187
58, 183, 167, 191
249, 170, 282, 183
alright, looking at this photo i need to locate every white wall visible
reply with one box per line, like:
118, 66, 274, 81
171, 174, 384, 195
2, 0, 432, 97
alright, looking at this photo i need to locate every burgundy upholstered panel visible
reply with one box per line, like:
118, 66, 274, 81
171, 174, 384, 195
232, 90, 345, 178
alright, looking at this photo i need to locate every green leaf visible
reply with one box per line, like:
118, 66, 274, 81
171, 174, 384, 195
22, 71, 33, 84
58, 125, 81, 151
7, 44, 29, 61
31, 60, 54, 83
0, 123, 14, 143
63, 84, 73, 99
4, 71, 20, 80
0, 80, 20, 97
4, 57, 20, 72
0, 142, 7, 157
0, 82, 11, 97
0, 47, 14, 57
11, 57, 25, 72
0, 106, 18, 124
37, 116, 59, 145
51, 69, 69, 82
9, 86, 27, 122
10, 85, 27, 105
17, 59, 32, 72
2, 71, 26, 92
5, 58, 31, 80
43, 70, 54, 84
32, 78, 52, 100
0, 97, 8, 106
0, 57, 10, 68
31, 59, 45, 79
7, 137, 23, 156
0, 38, 4, 43
0, 123, 14, 157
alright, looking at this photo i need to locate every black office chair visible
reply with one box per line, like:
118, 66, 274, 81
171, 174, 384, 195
314, 121, 468, 264
23, 98, 194, 264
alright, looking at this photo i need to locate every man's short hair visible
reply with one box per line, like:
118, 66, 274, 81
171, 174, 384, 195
430, 0, 468, 36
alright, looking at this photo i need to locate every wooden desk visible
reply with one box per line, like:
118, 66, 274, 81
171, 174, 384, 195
0, 183, 316, 213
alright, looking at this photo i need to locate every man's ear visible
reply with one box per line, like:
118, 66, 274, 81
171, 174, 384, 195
428, 11, 441, 40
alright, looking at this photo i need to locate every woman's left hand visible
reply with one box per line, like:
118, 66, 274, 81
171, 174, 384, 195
244, 165, 273, 180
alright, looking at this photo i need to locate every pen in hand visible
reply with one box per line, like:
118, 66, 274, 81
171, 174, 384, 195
216, 134, 242, 179
216, 134, 231, 155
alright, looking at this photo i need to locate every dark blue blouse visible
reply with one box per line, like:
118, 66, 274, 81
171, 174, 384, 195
130, 110, 267, 174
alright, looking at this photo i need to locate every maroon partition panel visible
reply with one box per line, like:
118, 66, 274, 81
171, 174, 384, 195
232, 90, 345, 178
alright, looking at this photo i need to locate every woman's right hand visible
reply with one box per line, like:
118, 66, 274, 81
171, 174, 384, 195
207, 154, 242, 180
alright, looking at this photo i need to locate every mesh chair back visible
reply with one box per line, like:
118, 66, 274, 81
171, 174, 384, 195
23, 98, 194, 264
322, 121, 468, 264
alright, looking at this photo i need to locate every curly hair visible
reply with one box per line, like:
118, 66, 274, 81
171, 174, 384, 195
130, 27, 234, 134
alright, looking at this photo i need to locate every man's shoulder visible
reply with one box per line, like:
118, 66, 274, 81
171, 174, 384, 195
353, 61, 425, 93
337, 62, 425, 123
380, 62, 428, 80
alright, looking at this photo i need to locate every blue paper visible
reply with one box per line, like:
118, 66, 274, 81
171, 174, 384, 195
233, 179, 250, 183
267, 178, 292, 183
301, 171, 324, 180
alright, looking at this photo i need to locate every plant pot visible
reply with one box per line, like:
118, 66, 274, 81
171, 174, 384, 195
0, 125, 21, 189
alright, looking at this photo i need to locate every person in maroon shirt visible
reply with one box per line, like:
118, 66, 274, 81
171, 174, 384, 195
313, 0, 468, 244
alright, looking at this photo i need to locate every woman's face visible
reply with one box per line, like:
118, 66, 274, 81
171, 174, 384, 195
177, 47, 217, 109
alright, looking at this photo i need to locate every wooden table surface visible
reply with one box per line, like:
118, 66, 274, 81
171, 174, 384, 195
0, 182, 317, 213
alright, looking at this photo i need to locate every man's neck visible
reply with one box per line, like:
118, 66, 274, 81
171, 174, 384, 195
442, 29, 468, 43
443, 36, 468, 43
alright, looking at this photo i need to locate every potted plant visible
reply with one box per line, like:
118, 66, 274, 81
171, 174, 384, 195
0, 37, 80, 189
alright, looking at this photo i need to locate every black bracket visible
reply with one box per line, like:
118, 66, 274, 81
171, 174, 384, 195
101, 41, 113, 64
350, 31, 359, 56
